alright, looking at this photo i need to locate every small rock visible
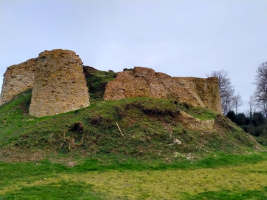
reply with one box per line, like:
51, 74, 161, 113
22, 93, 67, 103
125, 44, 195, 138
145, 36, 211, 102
173, 138, 182, 145
67, 161, 77, 168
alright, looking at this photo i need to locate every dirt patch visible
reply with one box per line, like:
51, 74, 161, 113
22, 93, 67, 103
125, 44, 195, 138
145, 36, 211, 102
0, 148, 45, 162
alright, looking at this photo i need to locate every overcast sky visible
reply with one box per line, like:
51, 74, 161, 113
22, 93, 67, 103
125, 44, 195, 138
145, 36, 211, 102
1, 0, 267, 113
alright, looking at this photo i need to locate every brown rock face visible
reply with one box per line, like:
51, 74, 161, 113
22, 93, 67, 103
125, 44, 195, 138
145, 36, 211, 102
0, 58, 36, 105
178, 110, 215, 130
29, 49, 90, 117
104, 67, 222, 113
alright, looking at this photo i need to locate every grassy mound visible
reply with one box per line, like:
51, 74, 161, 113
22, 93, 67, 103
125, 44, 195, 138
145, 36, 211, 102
0, 86, 262, 164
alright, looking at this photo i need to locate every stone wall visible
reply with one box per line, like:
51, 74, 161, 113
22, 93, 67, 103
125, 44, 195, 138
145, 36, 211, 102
173, 77, 222, 113
0, 58, 36, 105
29, 49, 90, 117
104, 67, 222, 113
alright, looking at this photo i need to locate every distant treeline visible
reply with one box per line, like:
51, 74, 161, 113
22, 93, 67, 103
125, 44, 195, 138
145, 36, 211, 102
227, 111, 267, 137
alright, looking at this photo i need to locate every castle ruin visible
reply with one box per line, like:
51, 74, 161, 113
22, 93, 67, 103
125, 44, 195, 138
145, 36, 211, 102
0, 49, 222, 118
0, 58, 36, 105
104, 67, 222, 113
29, 49, 90, 117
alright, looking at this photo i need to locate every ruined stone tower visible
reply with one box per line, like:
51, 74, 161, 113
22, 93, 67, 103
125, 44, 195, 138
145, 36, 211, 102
0, 58, 36, 105
29, 49, 90, 117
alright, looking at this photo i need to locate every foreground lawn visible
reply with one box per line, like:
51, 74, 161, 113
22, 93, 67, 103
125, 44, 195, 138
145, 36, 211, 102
1, 156, 267, 199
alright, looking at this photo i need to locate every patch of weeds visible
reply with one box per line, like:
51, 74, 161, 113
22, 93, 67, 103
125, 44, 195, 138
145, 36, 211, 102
83, 66, 116, 101
184, 187, 267, 200
125, 99, 177, 117
3, 181, 105, 200
69, 122, 84, 133
188, 106, 217, 120
71, 153, 267, 172
0, 160, 68, 187
114, 106, 126, 119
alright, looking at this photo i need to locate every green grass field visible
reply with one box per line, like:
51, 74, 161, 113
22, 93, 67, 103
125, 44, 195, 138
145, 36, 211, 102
1, 153, 267, 199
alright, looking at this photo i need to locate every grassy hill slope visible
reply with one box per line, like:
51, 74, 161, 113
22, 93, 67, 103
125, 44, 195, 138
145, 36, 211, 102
0, 68, 263, 164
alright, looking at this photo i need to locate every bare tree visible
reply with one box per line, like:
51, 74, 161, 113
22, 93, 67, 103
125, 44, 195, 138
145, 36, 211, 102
254, 62, 267, 116
207, 70, 235, 115
232, 94, 243, 114
248, 95, 255, 120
